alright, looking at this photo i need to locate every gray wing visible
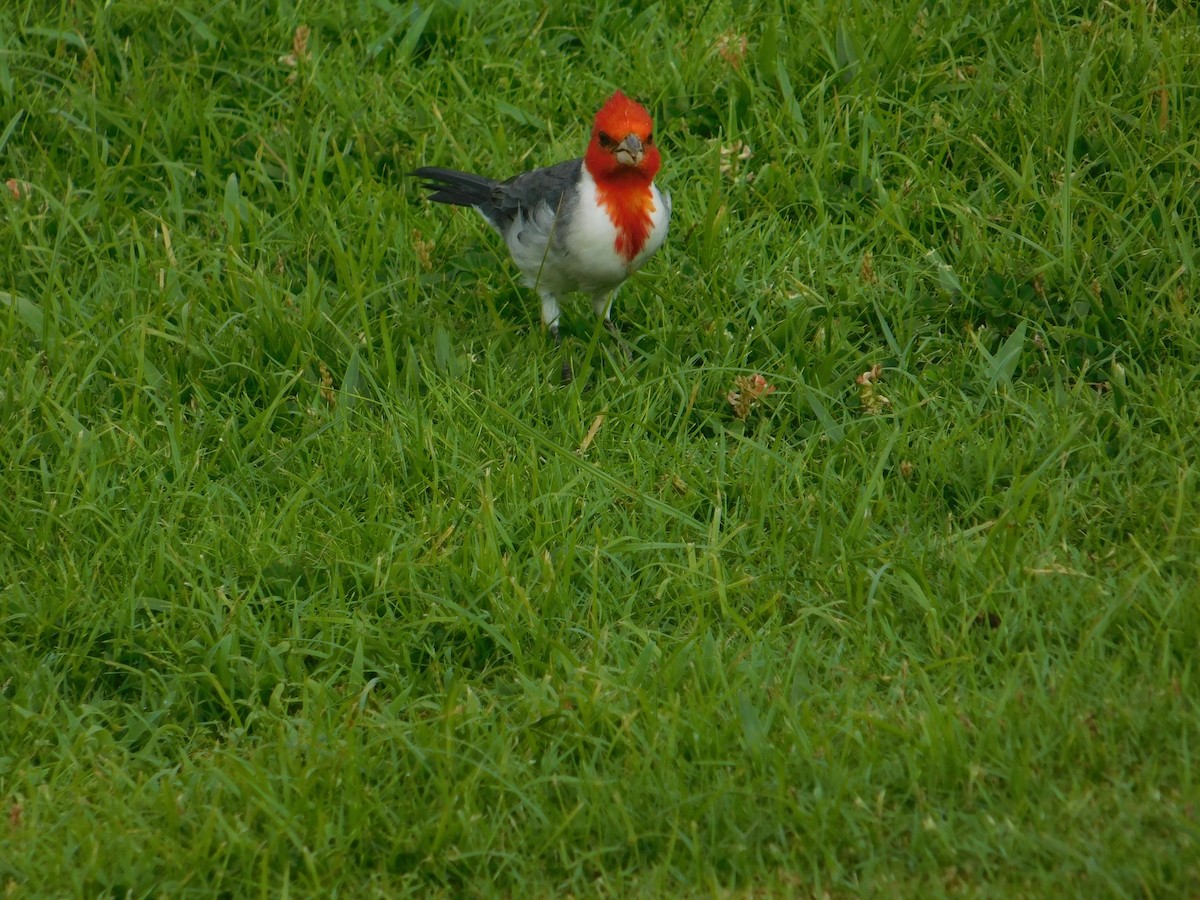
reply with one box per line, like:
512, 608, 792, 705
487, 158, 582, 233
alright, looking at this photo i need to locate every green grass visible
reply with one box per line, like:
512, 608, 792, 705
2, 0, 1199, 894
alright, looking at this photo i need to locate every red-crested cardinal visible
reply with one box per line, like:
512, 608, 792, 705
412, 90, 669, 374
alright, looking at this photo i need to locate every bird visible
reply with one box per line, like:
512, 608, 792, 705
412, 90, 670, 380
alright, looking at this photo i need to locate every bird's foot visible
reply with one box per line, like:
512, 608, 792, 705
605, 319, 633, 362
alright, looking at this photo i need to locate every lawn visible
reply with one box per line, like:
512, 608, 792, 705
2, 0, 1199, 895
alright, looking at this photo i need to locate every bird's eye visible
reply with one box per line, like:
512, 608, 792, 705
646, 131, 653, 143
598, 131, 617, 149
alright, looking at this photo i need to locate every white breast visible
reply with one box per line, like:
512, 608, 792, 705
501, 167, 669, 299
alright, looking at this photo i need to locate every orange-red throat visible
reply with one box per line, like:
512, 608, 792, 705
584, 90, 661, 262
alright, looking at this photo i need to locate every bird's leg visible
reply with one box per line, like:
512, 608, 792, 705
593, 292, 632, 362
541, 291, 572, 384
541, 292, 562, 334
590, 291, 614, 321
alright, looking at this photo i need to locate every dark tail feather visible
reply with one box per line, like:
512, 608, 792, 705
410, 167, 496, 208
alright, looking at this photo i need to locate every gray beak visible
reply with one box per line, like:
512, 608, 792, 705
614, 134, 645, 167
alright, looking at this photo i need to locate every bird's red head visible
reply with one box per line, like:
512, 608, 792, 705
584, 90, 661, 184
